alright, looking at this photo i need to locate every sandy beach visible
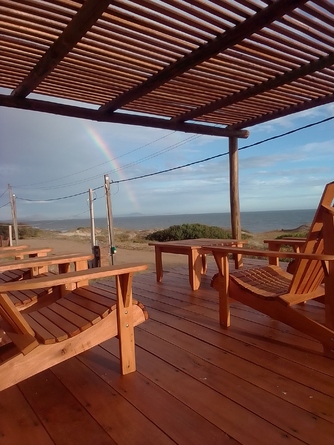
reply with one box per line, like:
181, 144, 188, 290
21, 231, 203, 273
17, 225, 305, 274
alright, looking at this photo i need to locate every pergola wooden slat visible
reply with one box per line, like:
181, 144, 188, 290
1, 0, 333, 236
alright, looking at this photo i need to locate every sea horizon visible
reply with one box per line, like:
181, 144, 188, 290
19, 209, 315, 234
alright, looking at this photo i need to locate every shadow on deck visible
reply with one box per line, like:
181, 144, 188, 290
1, 261, 333, 445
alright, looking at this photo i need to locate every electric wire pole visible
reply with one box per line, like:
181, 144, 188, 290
8, 184, 19, 245
104, 174, 116, 265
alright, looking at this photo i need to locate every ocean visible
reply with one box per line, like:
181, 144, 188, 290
28, 209, 315, 234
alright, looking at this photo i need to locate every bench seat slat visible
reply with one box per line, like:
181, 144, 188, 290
64, 292, 110, 317
87, 283, 116, 298
71, 287, 116, 309
6, 290, 38, 306
50, 303, 93, 331
22, 313, 56, 344
23, 311, 67, 343
56, 298, 103, 324
39, 306, 81, 338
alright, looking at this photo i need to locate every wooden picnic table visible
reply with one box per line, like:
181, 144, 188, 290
148, 238, 246, 290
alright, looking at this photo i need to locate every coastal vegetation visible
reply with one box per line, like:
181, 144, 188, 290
146, 223, 238, 242
0, 223, 40, 240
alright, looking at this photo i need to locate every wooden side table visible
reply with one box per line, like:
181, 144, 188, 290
149, 238, 245, 290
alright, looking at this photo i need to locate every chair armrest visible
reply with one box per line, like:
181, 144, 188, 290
0, 244, 30, 252
322, 204, 334, 215
0, 263, 148, 292
0, 253, 94, 272
0, 247, 52, 260
263, 238, 306, 265
263, 238, 306, 248
206, 246, 334, 262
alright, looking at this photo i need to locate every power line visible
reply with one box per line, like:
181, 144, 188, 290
0, 201, 10, 209
113, 115, 334, 183
12, 130, 179, 188
16, 190, 89, 202
13, 115, 334, 203
0, 188, 8, 199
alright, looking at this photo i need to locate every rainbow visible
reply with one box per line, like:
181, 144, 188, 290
84, 123, 140, 211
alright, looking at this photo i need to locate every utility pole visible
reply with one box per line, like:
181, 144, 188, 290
88, 188, 96, 247
88, 188, 100, 267
8, 184, 19, 245
104, 174, 116, 265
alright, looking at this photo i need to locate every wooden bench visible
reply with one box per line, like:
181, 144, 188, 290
0, 253, 94, 309
0, 263, 148, 391
0, 246, 52, 260
0, 246, 53, 283
0, 244, 30, 252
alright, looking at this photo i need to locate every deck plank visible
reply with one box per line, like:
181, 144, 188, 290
0, 385, 55, 445
77, 345, 238, 445
51, 356, 176, 445
1, 262, 333, 445
103, 338, 304, 445
132, 269, 333, 374
136, 323, 334, 437
17, 370, 117, 445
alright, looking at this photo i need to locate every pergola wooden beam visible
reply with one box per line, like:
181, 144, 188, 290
0, 95, 249, 138
11, 0, 112, 99
172, 52, 334, 124
227, 92, 334, 130
100, 0, 307, 113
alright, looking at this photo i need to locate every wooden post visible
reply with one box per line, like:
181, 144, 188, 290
229, 137, 241, 240
8, 225, 13, 246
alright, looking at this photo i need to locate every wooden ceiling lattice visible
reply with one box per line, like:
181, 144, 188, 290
0, 0, 333, 137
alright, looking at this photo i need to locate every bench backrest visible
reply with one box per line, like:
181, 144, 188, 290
289, 181, 334, 294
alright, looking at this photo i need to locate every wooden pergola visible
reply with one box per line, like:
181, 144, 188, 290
1, 0, 333, 235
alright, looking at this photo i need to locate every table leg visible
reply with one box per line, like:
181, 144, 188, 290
201, 254, 207, 274
189, 250, 202, 290
155, 247, 163, 283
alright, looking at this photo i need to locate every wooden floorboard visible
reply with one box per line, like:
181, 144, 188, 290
0, 261, 333, 445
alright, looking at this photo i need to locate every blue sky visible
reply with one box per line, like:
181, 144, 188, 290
0, 96, 333, 222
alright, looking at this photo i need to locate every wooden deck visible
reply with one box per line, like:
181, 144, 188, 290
1, 260, 333, 445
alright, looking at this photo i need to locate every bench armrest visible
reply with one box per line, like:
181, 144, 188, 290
0, 253, 94, 272
263, 238, 306, 248
205, 246, 334, 262
0, 263, 148, 292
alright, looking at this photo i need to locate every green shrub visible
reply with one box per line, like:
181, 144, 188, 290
146, 223, 233, 242
18, 225, 41, 239
275, 231, 308, 240
0, 223, 41, 239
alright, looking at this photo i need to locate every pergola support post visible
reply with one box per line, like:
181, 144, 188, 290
229, 136, 241, 240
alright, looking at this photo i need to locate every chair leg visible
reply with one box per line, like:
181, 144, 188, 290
230, 286, 334, 358
219, 288, 230, 327
116, 273, 136, 374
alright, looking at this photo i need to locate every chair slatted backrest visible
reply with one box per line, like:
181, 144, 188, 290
289, 182, 334, 295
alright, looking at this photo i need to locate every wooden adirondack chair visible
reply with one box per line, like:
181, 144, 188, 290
0, 263, 148, 392
209, 181, 334, 358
